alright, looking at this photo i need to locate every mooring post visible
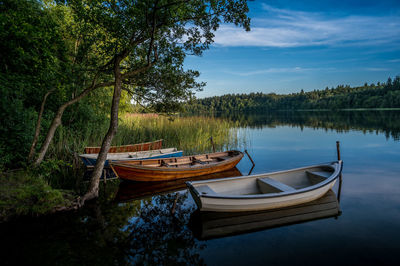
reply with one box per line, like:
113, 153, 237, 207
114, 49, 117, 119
336, 141, 341, 161
336, 141, 343, 195
210, 136, 216, 153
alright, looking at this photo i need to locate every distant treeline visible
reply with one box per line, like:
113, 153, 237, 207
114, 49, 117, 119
213, 110, 400, 141
187, 77, 400, 112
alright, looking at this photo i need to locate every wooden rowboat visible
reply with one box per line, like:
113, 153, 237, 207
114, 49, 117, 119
186, 161, 343, 212
84, 139, 163, 154
79, 148, 183, 167
116, 167, 243, 202
190, 190, 341, 240
110, 150, 244, 182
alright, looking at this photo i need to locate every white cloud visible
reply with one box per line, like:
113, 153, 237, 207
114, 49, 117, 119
213, 4, 400, 47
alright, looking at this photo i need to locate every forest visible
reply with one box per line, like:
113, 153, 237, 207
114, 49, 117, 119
188, 77, 400, 113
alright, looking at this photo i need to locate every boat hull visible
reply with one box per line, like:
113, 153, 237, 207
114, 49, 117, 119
110, 151, 244, 182
190, 180, 336, 212
187, 161, 343, 212
116, 167, 243, 202
190, 190, 340, 240
79, 150, 183, 167
84, 139, 163, 154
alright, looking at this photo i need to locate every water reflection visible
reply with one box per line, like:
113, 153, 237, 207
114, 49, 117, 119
123, 192, 204, 265
190, 190, 341, 240
3, 110, 400, 265
217, 110, 400, 141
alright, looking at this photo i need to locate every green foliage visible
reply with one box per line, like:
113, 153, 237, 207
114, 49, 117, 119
66, 0, 250, 113
0, 0, 115, 169
188, 77, 400, 113
0, 0, 66, 169
1, 0, 251, 170
0, 171, 72, 221
35, 159, 70, 178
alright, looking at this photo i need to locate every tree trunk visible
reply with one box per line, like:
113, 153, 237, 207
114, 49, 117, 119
28, 89, 55, 161
33, 106, 66, 165
80, 63, 122, 204
33, 77, 112, 166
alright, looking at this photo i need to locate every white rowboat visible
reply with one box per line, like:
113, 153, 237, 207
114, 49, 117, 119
79, 148, 183, 166
186, 161, 343, 212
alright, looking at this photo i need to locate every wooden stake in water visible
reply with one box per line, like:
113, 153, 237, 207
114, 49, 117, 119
336, 141, 341, 160
336, 140, 343, 201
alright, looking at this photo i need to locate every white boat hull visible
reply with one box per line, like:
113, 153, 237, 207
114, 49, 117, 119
195, 180, 336, 212
79, 148, 182, 166
187, 161, 342, 212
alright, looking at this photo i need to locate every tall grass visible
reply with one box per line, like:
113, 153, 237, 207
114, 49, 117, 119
116, 114, 245, 154
47, 113, 247, 164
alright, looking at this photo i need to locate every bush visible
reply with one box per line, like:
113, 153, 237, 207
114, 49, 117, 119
0, 171, 73, 222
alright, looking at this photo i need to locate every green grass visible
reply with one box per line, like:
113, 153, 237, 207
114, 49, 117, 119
48, 113, 245, 159
0, 170, 76, 222
115, 114, 243, 154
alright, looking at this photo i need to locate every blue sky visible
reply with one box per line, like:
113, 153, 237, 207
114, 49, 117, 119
184, 0, 400, 98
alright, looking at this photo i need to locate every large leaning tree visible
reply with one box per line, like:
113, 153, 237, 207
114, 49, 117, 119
31, 0, 250, 203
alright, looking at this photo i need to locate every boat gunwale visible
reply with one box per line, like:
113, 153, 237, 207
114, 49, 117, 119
79, 148, 181, 159
84, 139, 163, 150
110, 151, 244, 172
186, 160, 343, 200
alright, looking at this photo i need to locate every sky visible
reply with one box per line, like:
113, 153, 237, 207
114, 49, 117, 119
184, 0, 400, 98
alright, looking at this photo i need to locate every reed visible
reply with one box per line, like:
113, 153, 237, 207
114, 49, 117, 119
47, 113, 247, 163
41, 113, 247, 188
115, 114, 245, 154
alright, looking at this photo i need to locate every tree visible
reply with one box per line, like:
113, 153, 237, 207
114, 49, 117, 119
0, 0, 71, 168
57, 0, 251, 203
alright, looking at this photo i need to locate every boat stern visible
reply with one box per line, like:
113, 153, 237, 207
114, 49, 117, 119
186, 182, 203, 210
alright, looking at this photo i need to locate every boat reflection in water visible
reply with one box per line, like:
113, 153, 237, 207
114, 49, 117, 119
116, 167, 243, 202
190, 189, 341, 240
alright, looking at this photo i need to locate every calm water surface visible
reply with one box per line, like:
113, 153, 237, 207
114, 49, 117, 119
2, 111, 400, 265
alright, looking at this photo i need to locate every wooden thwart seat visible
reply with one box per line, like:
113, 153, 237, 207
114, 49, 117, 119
306, 171, 331, 185
165, 161, 191, 167
193, 156, 214, 164
257, 177, 295, 194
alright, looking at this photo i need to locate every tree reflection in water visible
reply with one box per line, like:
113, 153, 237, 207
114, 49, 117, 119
0, 190, 204, 265
216, 110, 400, 141
124, 192, 205, 265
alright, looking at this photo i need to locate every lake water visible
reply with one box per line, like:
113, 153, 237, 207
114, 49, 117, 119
2, 110, 400, 265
